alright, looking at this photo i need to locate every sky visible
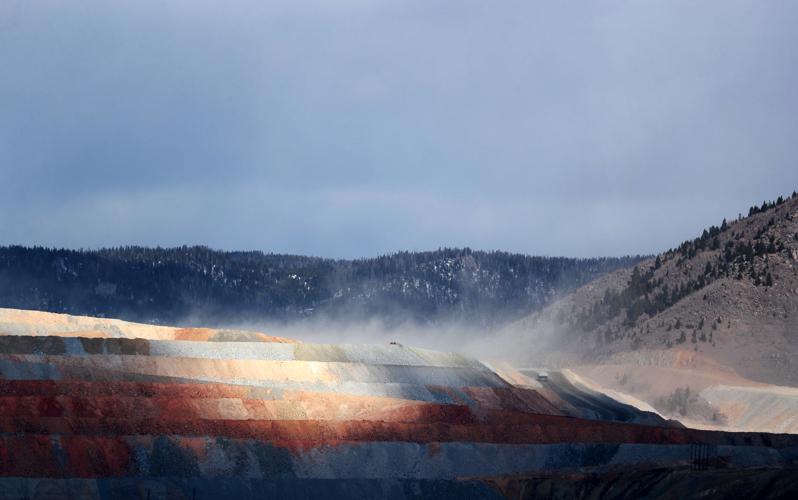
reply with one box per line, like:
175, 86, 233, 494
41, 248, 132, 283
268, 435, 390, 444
1, 1, 797, 259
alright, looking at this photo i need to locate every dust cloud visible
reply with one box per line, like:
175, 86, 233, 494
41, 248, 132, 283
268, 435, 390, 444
195, 312, 572, 367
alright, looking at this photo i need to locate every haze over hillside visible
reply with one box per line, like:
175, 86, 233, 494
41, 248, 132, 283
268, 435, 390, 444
0, 247, 641, 329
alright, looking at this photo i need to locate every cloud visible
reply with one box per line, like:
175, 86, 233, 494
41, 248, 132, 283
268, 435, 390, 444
1, 1, 797, 257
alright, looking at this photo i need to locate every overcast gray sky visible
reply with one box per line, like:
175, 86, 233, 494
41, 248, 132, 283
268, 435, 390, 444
1, 1, 797, 258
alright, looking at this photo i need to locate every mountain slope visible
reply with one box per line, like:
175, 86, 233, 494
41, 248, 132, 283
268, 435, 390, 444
0, 247, 642, 327
513, 191, 798, 386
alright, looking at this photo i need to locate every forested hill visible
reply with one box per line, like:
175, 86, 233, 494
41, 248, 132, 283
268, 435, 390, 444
513, 191, 798, 385
0, 246, 642, 327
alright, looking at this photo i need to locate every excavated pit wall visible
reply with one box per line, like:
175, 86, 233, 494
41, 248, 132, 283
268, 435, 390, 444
0, 315, 796, 499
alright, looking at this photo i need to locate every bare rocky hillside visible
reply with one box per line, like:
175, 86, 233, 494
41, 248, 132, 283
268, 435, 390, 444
513, 192, 798, 387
